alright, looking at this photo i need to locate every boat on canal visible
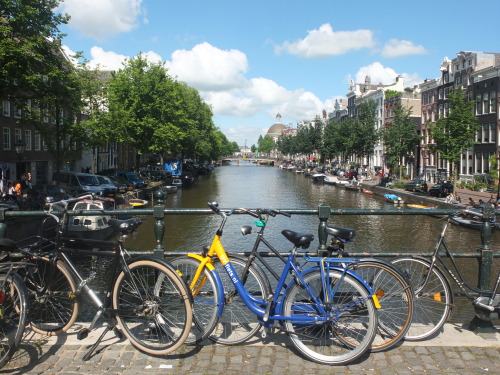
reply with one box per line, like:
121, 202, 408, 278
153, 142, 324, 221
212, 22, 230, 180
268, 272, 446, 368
450, 209, 498, 230
311, 173, 326, 182
66, 198, 115, 240
384, 193, 404, 204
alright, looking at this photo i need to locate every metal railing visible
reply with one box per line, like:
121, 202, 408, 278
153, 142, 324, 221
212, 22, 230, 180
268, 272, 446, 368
0, 191, 498, 295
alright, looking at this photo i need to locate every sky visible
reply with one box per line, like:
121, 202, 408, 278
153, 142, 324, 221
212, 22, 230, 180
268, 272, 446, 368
57, 0, 500, 147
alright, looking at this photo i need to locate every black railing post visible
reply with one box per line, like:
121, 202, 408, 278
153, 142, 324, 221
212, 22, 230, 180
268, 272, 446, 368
153, 190, 166, 258
478, 204, 494, 290
469, 203, 496, 333
317, 203, 330, 256
0, 208, 7, 238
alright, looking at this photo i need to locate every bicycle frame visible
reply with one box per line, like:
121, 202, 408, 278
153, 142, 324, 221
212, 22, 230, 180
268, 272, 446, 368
187, 208, 380, 328
415, 217, 497, 301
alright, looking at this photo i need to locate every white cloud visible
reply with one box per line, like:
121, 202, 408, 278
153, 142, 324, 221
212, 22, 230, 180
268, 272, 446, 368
60, 0, 145, 41
353, 62, 423, 88
275, 23, 375, 58
165, 42, 249, 91
382, 39, 428, 58
86, 46, 128, 70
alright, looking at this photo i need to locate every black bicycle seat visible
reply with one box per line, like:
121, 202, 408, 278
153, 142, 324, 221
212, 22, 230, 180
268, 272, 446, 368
108, 217, 142, 233
281, 230, 314, 249
325, 225, 356, 241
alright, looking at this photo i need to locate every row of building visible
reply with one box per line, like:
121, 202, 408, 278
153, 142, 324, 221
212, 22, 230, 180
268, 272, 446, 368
264, 51, 500, 183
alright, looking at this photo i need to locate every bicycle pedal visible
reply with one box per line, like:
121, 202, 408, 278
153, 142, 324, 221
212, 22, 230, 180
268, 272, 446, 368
77, 328, 89, 340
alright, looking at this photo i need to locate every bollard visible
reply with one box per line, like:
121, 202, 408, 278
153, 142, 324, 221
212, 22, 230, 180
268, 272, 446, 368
317, 203, 330, 256
152, 190, 166, 258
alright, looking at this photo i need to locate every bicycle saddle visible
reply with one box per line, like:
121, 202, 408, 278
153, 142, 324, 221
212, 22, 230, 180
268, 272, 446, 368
325, 225, 356, 242
108, 217, 142, 233
281, 230, 314, 249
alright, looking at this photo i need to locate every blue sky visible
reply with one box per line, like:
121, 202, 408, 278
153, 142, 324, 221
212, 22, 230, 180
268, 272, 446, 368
58, 0, 500, 147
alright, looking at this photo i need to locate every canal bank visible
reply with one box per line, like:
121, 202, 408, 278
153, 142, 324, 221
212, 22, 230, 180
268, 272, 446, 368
4, 322, 499, 375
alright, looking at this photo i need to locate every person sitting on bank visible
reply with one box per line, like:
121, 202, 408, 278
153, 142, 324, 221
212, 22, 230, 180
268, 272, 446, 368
14, 180, 22, 197
468, 197, 476, 207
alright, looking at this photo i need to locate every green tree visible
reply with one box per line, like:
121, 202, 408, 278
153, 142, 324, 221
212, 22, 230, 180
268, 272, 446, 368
257, 134, 274, 156
353, 100, 378, 160
382, 102, 421, 178
0, 0, 70, 100
429, 86, 479, 184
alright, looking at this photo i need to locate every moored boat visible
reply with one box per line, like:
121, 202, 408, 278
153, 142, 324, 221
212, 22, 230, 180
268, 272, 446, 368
162, 185, 178, 194
361, 188, 374, 195
127, 198, 148, 208
450, 209, 497, 230
66, 198, 115, 240
311, 173, 326, 182
384, 193, 404, 204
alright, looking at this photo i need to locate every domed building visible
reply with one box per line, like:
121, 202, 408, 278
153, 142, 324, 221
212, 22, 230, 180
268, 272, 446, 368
267, 113, 288, 141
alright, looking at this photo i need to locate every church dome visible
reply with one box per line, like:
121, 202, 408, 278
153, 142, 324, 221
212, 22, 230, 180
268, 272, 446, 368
267, 123, 287, 135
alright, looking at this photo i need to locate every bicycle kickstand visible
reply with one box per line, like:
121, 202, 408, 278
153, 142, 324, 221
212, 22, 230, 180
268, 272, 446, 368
82, 324, 113, 361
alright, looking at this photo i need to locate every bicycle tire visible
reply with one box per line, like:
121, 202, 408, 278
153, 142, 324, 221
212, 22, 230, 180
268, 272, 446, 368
112, 258, 193, 355
0, 272, 28, 369
210, 255, 271, 345
391, 257, 453, 341
26, 258, 79, 336
350, 259, 413, 352
283, 269, 377, 365
170, 257, 220, 345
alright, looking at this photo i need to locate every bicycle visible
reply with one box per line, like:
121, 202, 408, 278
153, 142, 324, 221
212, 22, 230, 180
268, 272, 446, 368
0, 194, 193, 360
391, 210, 500, 341
183, 208, 412, 352
173, 202, 380, 365
323, 224, 414, 352
0, 261, 30, 368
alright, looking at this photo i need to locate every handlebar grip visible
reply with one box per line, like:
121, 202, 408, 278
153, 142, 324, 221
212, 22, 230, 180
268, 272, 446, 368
278, 210, 291, 218
208, 202, 220, 214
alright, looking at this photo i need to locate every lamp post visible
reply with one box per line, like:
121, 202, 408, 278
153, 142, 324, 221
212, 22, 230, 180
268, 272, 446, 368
14, 140, 25, 160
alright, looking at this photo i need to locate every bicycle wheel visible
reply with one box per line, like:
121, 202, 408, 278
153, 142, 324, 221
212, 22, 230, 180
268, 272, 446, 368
171, 257, 220, 345
210, 255, 271, 345
391, 257, 452, 341
351, 259, 413, 352
283, 269, 377, 365
25, 258, 79, 336
113, 258, 193, 355
0, 272, 28, 369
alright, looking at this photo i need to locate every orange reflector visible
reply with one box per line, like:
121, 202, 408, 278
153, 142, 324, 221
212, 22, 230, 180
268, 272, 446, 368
372, 294, 381, 309
375, 289, 385, 298
433, 293, 442, 302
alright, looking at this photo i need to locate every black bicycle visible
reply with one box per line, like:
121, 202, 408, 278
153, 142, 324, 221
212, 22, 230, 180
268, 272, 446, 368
0, 194, 193, 360
0, 261, 30, 368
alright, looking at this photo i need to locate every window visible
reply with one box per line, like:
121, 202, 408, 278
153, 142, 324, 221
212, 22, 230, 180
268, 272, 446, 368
439, 104, 444, 118
34, 131, 41, 151
476, 94, 482, 115
3, 128, 11, 150
25, 130, 31, 151
2, 100, 10, 117
491, 122, 496, 143
483, 92, 490, 114
477, 126, 482, 142
490, 91, 497, 113
444, 87, 449, 99
14, 128, 21, 146
13, 103, 21, 118
483, 123, 489, 142
438, 89, 443, 99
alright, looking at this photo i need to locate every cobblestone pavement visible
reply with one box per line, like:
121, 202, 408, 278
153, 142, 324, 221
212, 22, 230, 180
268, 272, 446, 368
3, 323, 499, 375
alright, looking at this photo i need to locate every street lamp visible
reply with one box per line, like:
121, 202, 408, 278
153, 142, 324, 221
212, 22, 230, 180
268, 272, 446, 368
14, 140, 25, 161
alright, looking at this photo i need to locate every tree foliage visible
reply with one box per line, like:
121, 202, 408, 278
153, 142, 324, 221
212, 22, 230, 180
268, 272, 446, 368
257, 134, 274, 155
429, 86, 479, 182
381, 102, 421, 177
0, 0, 69, 99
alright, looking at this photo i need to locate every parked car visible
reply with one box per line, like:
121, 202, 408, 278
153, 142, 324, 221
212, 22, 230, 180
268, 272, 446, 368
26, 184, 71, 210
428, 182, 454, 197
95, 175, 120, 196
115, 172, 145, 189
108, 175, 134, 192
405, 179, 428, 193
52, 171, 117, 197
